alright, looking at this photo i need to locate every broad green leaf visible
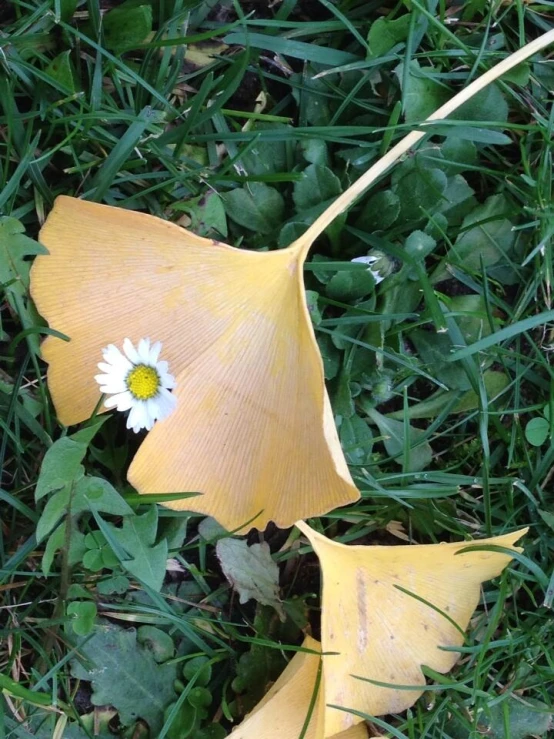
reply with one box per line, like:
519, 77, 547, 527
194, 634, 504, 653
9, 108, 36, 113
83, 530, 119, 570
367, 14, 411, 57
82, 548, 104, 572
240, 124, 289, 175
449, 294, 497, 344
67, 601, 97, 636
410, 330, 471, 391
379, 279, 422, 320
3, 714, 104, 738
0, 217, 47, 352
501, 63, 530, 86
340, 415, 373, 465
97, 575, 130, 595
437, 194, 517, 280
355, 190, 400, 232
293, 163, 342, 211
305, 290, 322, 325
188, 686, 212, 708
35, 421, 105, 501
36, 472, 133, 556
0, 217, 46, 292
394, 166, 448, 224
70, 622, 177, 733
525, 417, 550, 447
452, 371, 509, 413
176, 193, 227, 238
164, 701, 199, 739
451, 83, 508, 123
73, 476, 133, 517
195, 725, 227, 739
103, 3, 153, 52
223, 182, 284, 234
436, 175, 476, 224
445, 696, 552, 739
44, 51, 78, 93
425, 212, 449, 240
291, 71, 332, 126
392, 146, 443, 178
42, 518, 87, 575
58, 0, 78, 21
387, 370, 510, 420
39, 473, 131, 551
538, 509, 554, 533
404, 230, 437, 262
300, 139, 329, 166
334, 369, 355, 419
106, 506, 168, 591
231, 607, 286, 711
318, 333, 341, 380
36, 488, 71, 543
198, 516, 228, 542
161, 518, 189, 551
366, 407, 432, 472
183, 656, 212, 686
325, 265, 377, 302
137, 625, 174, 662
440, 137, 478, 174
216, 538, 284, 619
309, 253, 336, 285
397, 60, 450, 123
35, 438, 85, 501
67, 584, 92, 600
278, 221, 309, 248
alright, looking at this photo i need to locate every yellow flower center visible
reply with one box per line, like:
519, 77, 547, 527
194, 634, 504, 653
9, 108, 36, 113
126, 365, 160, 400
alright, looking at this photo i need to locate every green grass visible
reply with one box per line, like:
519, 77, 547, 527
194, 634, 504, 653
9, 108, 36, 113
1, 0, 554, 737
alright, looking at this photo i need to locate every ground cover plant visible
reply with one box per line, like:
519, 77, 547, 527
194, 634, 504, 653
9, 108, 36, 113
1, 0, 554, 737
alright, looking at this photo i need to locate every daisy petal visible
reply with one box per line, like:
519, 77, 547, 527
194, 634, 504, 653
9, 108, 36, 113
114, 390, 134, 412
126, 404, 141, 431
149, 341, 162, 365
123, 338, 140, 364
159, 372, 176, 390
102, 344, 123, 364
138, 337, 151, 363
144, 399, 157, 429
98, 385, 126, 396
156, 388, 177, 420
96, 378, 123, 389
104, 391, 133, 410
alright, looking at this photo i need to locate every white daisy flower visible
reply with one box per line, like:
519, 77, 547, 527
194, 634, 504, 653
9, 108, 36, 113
351, 255, 385, 285
95, 338, 177, 433
351, 249, 396, 285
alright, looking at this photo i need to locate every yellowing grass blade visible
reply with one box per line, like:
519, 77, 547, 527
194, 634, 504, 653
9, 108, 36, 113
231, 636, 368, 739
31, 197, 358, 532
297, 522, 528, 736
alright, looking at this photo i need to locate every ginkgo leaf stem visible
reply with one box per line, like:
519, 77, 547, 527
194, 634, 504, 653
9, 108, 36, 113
289, 28, 554, 262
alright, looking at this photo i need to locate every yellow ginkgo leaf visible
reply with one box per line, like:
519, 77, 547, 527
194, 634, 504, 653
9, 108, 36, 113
297, 522, 527, 736
232, 635, 367, 739
29, 30, 554, 533
30, 196, 359, 533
